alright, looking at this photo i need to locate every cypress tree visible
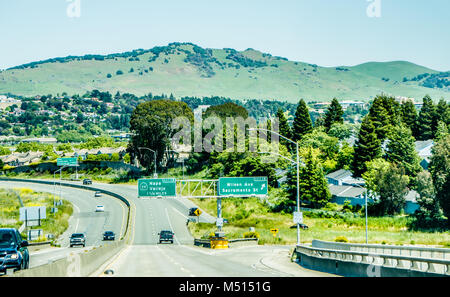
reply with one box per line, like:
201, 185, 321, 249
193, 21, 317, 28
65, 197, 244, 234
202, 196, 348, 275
292, 99, 313, 142
351, 116, 382, 177
367, 95, 398, 141
400, 100, 418, 138
416, 95, 435, 141
324, 98, 344, 131
276, 108, 293, 149
385, 125, 422, 184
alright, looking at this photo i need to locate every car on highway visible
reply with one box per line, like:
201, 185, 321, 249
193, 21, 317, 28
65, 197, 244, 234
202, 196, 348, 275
103, 231, 115, 241
83, 179, 92, 185
69, 233, 86, 248
0, 228, 30, 274
158, 230, 174, 244
95, 205, 105, 212
290, 224, 309, 230
94, 191, 102, 197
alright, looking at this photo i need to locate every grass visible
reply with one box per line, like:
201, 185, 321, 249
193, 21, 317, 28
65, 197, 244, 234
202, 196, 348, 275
187, 197, 450, 247
0, 187, 73, 241
1, 43, 448, 101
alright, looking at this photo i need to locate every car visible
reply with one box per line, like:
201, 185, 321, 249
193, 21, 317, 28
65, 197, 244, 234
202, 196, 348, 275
94, 191, 102, 197
0, 228, 30, 274
290, 224, 309, 230
83, 179, 92, 185
103, 231, 115, 241
188, 207, 198, 216
158, 230, 174, 244
95, 205, 105, 212
69, 233, 86, 247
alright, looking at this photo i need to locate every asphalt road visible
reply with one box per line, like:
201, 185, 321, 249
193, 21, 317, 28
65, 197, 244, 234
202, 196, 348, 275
0, 181, 127, 269
1, 179, 332, 277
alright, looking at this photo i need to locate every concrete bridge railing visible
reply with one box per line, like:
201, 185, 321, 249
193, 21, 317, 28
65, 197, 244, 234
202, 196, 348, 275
294, 243, 450, 277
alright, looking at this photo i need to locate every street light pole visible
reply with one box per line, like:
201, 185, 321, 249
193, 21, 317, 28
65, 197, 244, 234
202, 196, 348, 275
248, 127, 302, 246
138, 147, 157, 178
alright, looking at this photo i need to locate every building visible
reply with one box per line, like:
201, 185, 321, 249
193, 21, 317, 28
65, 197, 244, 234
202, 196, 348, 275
326, 169, 365, 186
329, 184, 370, 206
0, 151, 44, 166
415, 140, 434, 170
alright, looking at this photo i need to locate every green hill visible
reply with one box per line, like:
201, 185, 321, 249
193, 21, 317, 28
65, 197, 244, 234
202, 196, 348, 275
0, 42, 448, 102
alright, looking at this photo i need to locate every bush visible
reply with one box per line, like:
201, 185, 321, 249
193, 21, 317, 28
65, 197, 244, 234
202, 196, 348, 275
243, 231, 260, 239
334, 236, 348, 243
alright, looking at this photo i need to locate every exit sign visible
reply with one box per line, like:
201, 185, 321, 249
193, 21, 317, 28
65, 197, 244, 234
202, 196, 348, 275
138, 178, 176, 198
218, 177, 268, 197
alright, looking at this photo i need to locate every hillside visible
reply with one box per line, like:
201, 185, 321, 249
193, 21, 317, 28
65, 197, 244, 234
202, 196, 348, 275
0, 42, 449, 102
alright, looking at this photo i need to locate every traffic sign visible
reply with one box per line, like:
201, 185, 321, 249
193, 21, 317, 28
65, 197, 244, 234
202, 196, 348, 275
194, 208, 202, 217
57, 158, 78, 167
138, 178, 176, 197
270, 228, 279, 236
216, 218, 223, 227
218, 177, 268, 197
293, 212, 303, 224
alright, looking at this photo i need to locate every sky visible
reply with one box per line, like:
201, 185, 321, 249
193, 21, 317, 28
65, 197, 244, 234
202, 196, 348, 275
0, 0, 449, 71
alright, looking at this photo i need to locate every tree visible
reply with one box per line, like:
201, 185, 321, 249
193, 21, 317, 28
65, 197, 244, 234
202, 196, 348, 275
385, 125, 421, 185
294, 147, 331, 208
327, 123, 353, 140
292, 99, 312, 142
367, 95, 400, 141
429, 134, 450, 224
129, 100, 194, 173
433, 98, 449, 138
368, 163, 410, 216
416, 95, 435, 140
324, 98, 344, 131
414, 171, 443, 225
400, 100, 418, 137
276, 108, 293, 150
351, 117, 381, 177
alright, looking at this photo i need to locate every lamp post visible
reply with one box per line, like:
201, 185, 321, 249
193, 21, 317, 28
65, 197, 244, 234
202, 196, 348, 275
138, 147, 157, 178
53, 165, 67, 213
248, 127, 302, 246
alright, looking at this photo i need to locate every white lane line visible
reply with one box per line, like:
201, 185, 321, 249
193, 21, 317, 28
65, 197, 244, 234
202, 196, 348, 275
164, 207, 180, 245
73, 204, 80, 233
172, 207, 188, 220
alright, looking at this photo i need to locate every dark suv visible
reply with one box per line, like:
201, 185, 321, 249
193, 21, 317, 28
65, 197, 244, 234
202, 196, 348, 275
158, 230, 174, 244
69, 233, 86, 247
83, 179, 92, 185
0, 228, 30, 273
103, 231, 115, 241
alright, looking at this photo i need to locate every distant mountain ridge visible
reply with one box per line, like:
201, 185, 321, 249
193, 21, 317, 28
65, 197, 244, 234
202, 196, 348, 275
0, 42, 449, 102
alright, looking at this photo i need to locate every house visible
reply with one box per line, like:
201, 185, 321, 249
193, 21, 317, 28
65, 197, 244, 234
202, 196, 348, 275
326, 169, 365, 186
0, 151, 44, 166
415, 140, 434, 170
329, 184, 370, 206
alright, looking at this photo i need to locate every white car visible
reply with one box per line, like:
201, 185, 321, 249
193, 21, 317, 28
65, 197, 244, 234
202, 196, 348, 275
95, 205, 105, 212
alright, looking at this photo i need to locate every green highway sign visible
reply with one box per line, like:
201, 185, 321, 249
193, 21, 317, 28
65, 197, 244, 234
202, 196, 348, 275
138, 178, 176, 198
218, 177, 268, 197
57, 158, 78, 167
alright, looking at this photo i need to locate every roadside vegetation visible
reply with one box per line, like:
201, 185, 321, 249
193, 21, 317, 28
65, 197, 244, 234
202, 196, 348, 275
0, 188, 73, 241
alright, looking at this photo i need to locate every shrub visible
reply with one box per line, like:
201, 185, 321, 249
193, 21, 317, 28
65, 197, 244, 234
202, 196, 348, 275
334, 236, 348, 243
243, 231, 260, 239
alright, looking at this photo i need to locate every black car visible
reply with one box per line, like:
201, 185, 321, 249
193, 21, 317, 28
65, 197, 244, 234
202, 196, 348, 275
0, 228, 30, 274
83, 179, 92, 185
290, 224, 309, 230
158, 230, 174, 244
70, 233, 86, 247
103, 231, 115, 241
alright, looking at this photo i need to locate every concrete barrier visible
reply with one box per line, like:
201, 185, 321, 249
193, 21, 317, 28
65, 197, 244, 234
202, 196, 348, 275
294, 244, 450, 277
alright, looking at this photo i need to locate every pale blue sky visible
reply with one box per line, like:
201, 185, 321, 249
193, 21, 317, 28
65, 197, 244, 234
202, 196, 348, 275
0, 0, 449, 71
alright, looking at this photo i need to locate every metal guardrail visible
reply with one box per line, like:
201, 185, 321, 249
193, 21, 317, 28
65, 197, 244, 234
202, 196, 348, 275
295, 244, 450, 276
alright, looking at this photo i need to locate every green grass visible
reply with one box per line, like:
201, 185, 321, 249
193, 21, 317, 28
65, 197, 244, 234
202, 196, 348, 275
187, 197, 450, 247
0, 188, 73, 241
1, 43, 448, 102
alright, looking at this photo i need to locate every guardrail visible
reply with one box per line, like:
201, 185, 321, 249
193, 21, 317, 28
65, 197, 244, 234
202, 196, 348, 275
0, 178, 133, 277
294, 244, 450, 277
312, 239, 450, 260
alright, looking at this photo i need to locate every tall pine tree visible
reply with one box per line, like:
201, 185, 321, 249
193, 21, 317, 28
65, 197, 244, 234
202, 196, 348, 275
292, 99, 313, 142
276, 108, 293, 150
351, 116, 382, 177
416, 95, 435, 141
324, 98, 344, 131
400, 100, 418, 138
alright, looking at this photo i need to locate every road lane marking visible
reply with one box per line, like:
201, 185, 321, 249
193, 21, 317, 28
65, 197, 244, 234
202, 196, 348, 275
165, 207, 180, 245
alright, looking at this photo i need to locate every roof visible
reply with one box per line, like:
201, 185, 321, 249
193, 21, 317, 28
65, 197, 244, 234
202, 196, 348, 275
326, 169, 353, 181
329, 185, 366, 198
415, 140, 434, 158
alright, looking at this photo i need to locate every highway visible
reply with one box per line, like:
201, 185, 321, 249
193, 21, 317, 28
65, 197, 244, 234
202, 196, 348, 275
0, 179, 333, 277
